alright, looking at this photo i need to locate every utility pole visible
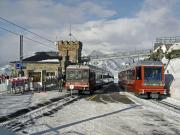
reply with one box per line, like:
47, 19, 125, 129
69, 24, 72, 41
19, 35, 24, 76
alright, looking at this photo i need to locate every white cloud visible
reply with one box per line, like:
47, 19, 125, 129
68, 0, 180, 52
79, 1, 116, 17
0, 0, 116, 66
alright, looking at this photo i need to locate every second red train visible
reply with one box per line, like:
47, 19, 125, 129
118, 61, 166, 99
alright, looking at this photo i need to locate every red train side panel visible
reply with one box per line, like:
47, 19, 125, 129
118, 61, 165, 98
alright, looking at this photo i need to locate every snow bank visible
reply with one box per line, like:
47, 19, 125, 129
167, 43, 180, 53
153, 44, 167, 53
164, 58, 180, 100
161, 45, 167, 53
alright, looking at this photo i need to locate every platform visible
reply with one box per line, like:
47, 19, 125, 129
0, 89, 67, 121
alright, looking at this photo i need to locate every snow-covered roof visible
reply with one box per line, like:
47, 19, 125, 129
161, 45, 167, 53
167, 43, 180, 53
153, 45, 167, 53
153, 46, 160, 53
38, 59, 60, 63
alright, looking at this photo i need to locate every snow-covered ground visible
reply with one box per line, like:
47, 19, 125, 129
18, 91, 180, 135
0, 90, 67, 117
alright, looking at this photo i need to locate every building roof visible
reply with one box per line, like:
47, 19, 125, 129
23, 51, 61, 61
10, 51, 61, 64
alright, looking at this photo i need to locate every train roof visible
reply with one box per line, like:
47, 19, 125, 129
119, 60, 163, 72
66, 65, 90, 70
136, 60, 163, 66
67, 64, 107, 71
66, 64, 113, 75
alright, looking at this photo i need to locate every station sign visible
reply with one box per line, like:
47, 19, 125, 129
16, 63, 26, 69
16, 63, 21, 69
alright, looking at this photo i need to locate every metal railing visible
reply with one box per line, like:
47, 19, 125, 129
156, 36, 180, 44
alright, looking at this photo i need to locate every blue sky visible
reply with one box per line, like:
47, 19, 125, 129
0, 0, 180, 66
58, 0, 144, 19
104, 0, 144, 19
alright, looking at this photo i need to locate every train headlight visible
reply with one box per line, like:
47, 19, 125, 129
70, 85, 74, 90
160, 83, 164, 86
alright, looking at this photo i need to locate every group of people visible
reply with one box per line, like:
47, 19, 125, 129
10, 77, 28, 91
0, 72, 66, 94
0, 73, 29, 93
0, 74, 9, 84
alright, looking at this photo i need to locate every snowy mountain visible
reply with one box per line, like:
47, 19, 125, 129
89, 50, 105, 57
0, 65, 12, 76
89, 50, 133, 78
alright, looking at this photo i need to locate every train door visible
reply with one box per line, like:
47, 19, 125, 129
135, 66, 142, 94
89, 70, 96, 89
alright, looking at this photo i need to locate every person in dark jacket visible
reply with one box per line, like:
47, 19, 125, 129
58, 73, 63, 92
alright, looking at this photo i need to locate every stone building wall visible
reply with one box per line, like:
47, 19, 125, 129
10, 62, 60, 77
57, 40, 82, 72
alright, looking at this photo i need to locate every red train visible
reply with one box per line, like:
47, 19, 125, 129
65, 64, 114, 94
118, 61, 166, 99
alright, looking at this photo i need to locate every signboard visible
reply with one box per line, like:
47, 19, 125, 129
16, 63, 21, 69
16, 63, 26, 69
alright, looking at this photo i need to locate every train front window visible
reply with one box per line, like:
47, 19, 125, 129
136, 67, 141, 80
82, 70, 89, 79
144, 67, 162, 85
66, 70, 89, 80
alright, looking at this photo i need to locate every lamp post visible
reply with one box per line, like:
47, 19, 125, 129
19, 35, 24, 77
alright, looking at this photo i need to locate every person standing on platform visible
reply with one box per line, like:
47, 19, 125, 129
58, 73, 63, 92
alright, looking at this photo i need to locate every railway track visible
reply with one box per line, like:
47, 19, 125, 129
150, 99, 180, 114
125, 92, 180, 114
0, 95, 80, 132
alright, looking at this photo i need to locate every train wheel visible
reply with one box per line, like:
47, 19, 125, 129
147, 93, 151, 99
90, 90, 93, 95
78, 90, 82, 95
157, 93, 161, 100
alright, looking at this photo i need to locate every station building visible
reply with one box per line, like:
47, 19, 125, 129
10, 51, 62, 87
9, 40, 83, 88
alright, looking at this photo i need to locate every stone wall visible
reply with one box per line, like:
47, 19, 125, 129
57, 40, 83, 72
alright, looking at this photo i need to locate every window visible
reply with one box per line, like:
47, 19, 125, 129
136, 67, 141, 80
31, 72, 41, 82
66, 70, 89, 80
144, 67, 162, 82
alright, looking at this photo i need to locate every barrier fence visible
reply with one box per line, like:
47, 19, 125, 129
0, 76, 63, 94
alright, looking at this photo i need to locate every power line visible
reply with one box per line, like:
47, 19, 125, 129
24, 36, 56, 49
0, 26, 56, 49
0, 26, 19, 36
0, 16, 54, 43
